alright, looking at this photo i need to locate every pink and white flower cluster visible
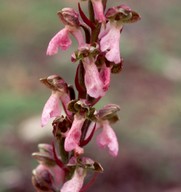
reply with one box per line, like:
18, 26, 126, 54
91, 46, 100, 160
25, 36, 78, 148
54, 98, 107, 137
32, 1, 140, 192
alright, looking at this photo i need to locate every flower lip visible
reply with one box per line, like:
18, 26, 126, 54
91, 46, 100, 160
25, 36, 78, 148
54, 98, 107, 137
41, 91, 62, 127
60, 168, 86, 192
64, 114, 85, 153
96, 120, 119, 157
99, 21, 123, 64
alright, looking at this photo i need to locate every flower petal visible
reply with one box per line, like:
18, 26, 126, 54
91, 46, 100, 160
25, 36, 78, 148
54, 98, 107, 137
99, 22, 123, 64
47, 28, 72, 55
41, 92, 61, 127
97, 120, 119, 157
71, 28, 85, 47
83, 57, 105, 98
91, 0, 106, 23
61, 168, 86, 192
100, 64, 111, 91
64, 114, 85, 152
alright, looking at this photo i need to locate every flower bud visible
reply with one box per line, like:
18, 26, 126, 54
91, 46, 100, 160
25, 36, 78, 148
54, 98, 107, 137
32, 165, 54, 192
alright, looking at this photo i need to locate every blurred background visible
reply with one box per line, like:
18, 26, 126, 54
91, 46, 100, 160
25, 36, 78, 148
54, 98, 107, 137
0, 0, 181, 191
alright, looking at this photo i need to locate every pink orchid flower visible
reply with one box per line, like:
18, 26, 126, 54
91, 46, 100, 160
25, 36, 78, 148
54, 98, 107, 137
64, 114, 85, 154
47, 26, 84, 56
99, 21, 123, 64
47, 27, 72, 55
47, 8, 85, 56
97, 120, 119, 157
41, 90, 71, 127
41, 91, 62, 127
83, 57, 108, 98
61, 168, 86, 192
32, 164, 65, 191
41, 75, 72, 127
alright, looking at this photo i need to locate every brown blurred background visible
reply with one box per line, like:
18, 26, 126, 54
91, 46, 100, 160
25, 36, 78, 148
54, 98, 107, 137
0, 0, 181, 191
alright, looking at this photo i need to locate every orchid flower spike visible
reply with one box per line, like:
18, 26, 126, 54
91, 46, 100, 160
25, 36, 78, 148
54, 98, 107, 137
32, 1, 141, 191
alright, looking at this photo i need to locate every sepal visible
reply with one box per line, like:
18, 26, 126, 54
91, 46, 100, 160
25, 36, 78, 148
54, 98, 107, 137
40, 75, 68, 93
71, 43, 99, 62
106, 4, 141, 23
67, 157, 104, 173
96, 104, 120, 123
32, 144, 56, 166
58, 8, 80, 27
68, 100, 95, 119
52, 116, 71, 139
